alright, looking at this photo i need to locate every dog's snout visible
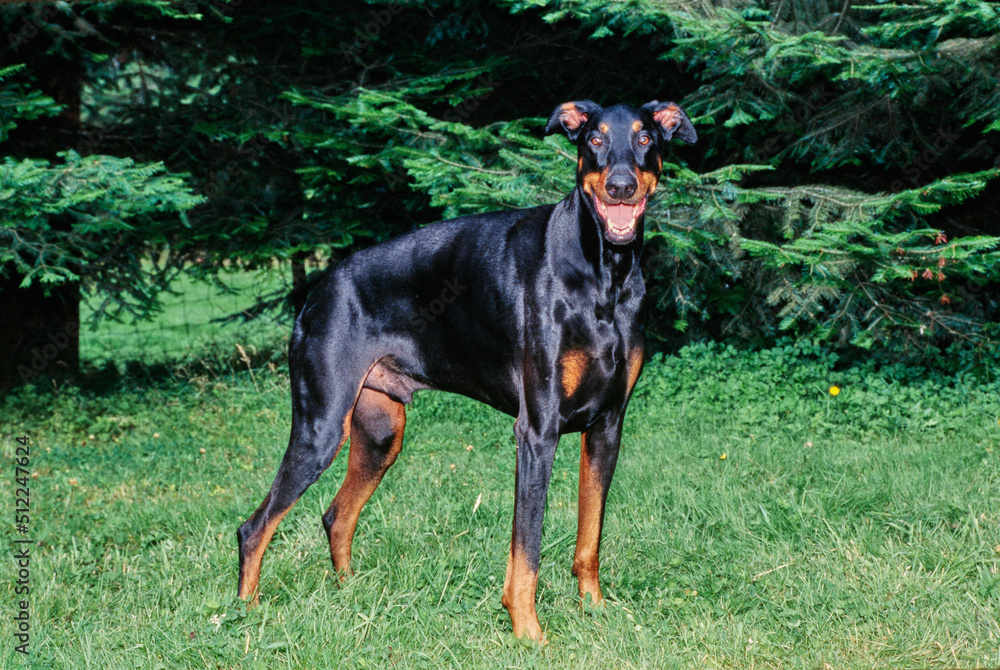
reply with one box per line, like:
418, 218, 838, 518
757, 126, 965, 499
605, 173, 637, 201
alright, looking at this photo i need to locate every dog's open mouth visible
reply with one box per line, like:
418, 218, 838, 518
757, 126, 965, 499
594, 195, 646, 244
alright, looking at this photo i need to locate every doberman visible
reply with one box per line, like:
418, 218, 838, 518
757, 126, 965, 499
237, 99, 697, 642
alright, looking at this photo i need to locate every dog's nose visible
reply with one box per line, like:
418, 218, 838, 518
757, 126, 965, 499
605, 173, 636, 200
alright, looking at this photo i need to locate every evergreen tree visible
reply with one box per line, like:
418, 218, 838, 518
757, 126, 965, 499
289, 0, 1000, 350
1, 63, 201, 385
3, 0, 997, 389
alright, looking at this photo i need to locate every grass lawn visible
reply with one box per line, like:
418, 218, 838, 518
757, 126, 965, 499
79, 267, 291, 367
2, 343, 998, 669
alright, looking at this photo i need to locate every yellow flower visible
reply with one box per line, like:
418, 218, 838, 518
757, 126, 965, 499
829, 385, 840, 396
720, 452, 727, 460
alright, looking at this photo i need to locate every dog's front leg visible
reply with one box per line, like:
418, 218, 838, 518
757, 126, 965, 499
502, 410, 559, 644
573, 410, 624, 607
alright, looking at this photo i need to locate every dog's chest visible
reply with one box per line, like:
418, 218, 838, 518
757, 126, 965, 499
549, 292, 642, 419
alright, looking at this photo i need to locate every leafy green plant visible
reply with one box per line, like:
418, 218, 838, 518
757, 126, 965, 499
1, 149, 203, 317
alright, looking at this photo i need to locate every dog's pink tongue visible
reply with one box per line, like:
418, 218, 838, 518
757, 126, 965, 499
607, 203, 634, 227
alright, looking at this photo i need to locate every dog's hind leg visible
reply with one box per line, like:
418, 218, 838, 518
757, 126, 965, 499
237, 329, 373, 603
322, 387, 405, 577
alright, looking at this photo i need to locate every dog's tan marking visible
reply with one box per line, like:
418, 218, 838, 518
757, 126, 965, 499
560, 349, 589, 397
326, 388, 405, 575
502, 546, 545, 643
574, 431, 605, 606
637, 169, 658, 195
626, 346, 644, 394
238, 499, 294, 604
581, 167, 606, 197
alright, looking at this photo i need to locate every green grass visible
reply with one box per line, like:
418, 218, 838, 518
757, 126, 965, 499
79, 267, 291, 367
2, 343, 999, 669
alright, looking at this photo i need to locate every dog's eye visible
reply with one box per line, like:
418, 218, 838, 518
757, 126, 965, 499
590, 137, 602, 147
637, 133, 651, 146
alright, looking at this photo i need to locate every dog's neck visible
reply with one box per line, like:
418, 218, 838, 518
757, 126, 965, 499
544, 187, 644, 291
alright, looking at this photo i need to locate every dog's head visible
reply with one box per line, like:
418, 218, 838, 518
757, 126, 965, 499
545, 100, 696, 245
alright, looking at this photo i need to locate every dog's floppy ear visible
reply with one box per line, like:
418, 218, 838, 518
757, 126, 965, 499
641, 101, 697, 145
545, 100, 602, 142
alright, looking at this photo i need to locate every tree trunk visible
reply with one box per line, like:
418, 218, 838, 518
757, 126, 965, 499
0, 276, 80, 388
0, 28, 84, 389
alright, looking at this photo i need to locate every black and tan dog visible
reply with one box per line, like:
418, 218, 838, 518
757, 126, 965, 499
237, 99, 697, 642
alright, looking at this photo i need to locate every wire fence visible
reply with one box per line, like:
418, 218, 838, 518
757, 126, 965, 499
80, 269, 294, 369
